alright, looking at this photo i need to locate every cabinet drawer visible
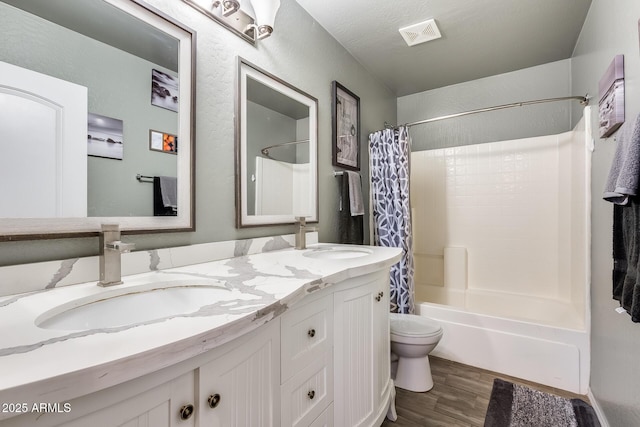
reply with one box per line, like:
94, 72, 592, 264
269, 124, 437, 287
281, 293, 333, 382
281, 350, 333, 427
309, 402, 333, 427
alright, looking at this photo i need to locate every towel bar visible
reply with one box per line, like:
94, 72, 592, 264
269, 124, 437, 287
136, 174, 154, 182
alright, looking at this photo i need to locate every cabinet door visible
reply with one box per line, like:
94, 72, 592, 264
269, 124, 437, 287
333, 283, 376, 427
64, 371, 195, 427
374, 281, 391, 406
198, 319, 280, 427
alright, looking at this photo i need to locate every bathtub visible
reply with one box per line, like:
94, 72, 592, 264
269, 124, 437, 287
416, 300, 589, 394
410, 109, 592, 395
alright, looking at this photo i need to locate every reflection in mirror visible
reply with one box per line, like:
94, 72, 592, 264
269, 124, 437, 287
236, 59, 318, 227
0, 0, 195, 240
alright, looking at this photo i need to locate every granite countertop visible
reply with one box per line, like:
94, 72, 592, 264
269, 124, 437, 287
0, 243, 401, 416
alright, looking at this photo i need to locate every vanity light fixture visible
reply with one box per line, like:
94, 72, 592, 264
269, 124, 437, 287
213, 0, 240, 17
246, 0, 281, 40
182, 0, 281, 43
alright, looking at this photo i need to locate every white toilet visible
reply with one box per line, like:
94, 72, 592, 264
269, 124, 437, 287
389, 313, 443, 392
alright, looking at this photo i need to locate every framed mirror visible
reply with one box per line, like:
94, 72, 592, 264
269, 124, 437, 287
0, 0, 195, 240
235, 58, 318, 227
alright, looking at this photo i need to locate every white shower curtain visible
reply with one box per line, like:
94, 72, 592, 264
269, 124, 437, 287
369, 126, 415, 314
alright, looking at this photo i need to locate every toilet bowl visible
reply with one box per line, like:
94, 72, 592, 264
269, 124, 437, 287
389, 313, 443, 392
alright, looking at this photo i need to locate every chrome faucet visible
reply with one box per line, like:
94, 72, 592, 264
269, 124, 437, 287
295, 216, 307, 250
98, 224, 135, 287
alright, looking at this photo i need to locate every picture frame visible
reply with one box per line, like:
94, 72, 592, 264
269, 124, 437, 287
149, 130, 178, 154
331, 81, 360, 171
151, 69, 179, 112
598, 55, 625, 138
87, 113, 124, 160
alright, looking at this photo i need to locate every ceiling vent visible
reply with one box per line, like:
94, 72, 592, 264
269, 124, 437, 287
399, 19, 442, 47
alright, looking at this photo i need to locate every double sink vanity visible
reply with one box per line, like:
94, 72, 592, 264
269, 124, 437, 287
0, 236, 401, 426
0, 0, 399, 425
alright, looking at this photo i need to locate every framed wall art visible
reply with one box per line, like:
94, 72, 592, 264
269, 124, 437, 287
149, 130, 178, 154
331, 81, 360, 171
87, 113, 124, 160
598, 55, 625, 138
151, 69, 179, 112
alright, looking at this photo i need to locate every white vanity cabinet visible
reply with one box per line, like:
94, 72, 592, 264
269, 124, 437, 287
3, 271, 393, 427
280, 270, 391, 427
334, 270, 391, 427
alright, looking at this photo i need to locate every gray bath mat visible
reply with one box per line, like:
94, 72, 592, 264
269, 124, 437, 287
484, 378, 601, 427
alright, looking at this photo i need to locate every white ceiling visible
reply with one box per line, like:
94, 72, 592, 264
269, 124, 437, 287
295, 0, 592, 97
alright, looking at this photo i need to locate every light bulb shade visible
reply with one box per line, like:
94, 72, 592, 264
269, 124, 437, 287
238, 0, 255, 19
250, 0, 280, 28
221, 0, 240, 17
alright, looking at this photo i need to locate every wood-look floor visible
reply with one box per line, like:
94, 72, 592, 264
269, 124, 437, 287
382, 356, 588, 427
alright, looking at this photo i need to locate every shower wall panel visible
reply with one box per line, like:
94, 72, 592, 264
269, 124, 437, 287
412, 133, 574, 301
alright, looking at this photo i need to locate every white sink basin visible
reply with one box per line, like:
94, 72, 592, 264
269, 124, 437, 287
36, 282, 230, 331
304, 247, 373, 260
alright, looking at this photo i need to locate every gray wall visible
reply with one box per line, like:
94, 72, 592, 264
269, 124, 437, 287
571, 0, 640, 425
0, 0, 396, 266
398, 59, 573, 151
0, 2, 177, 218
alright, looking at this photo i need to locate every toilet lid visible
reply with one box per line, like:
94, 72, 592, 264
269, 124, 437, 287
389, 313, 442, 337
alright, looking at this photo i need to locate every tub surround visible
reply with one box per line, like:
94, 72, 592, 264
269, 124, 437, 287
0, 236, 401, 421
409, 112, 591, 395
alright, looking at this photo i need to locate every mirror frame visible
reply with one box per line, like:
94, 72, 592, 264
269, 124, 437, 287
235, 57, 318, 228
0, 0, 196, 241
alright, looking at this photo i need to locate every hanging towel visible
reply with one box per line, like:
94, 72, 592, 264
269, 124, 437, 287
612, 204, 627, 307
603, 114, 640, 205
338, 173, 364, 244
153, 176, 177, 216
346, 171, 365, 216
605, 114, 640, 322
612, 201, 640, 322
159, 176, 178, 209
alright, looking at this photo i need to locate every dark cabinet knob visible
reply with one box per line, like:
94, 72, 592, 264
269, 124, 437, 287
179, 404, 194, 420
207, 393, 221, 409
308, 328, 316, 338
308, 390, 315, 400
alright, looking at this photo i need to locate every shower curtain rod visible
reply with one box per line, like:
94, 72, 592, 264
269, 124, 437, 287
385, 95, 590, 129
261, 138, 309, 159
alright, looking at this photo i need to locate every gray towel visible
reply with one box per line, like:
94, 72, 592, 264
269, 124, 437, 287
346, 171, 364, 216
158, 176, 177, 209
604, 114, 640, 205
613, 201, 640, 322
339, 173, 363, 244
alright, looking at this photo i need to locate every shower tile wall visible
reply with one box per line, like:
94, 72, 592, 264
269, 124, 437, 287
412, 133, 573, 302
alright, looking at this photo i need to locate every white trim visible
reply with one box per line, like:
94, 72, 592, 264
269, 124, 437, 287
587, 388, 610, 427
239, 63, 318, 226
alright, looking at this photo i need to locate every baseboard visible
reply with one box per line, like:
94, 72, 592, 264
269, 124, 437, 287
587, 388, 610, 427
